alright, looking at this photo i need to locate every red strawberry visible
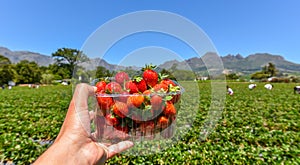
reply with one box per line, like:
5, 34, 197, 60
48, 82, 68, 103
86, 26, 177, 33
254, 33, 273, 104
115, 71, 129, 86
142, 64, 158, 88
171, 94, 181, 104
133, 77, 147, 93
163, 101, 176, 117
142, 89, 151, 95
112, 101, 129, 118
153, 83, 168, 93
140, 121, 155, 134
157, 116, 169, 129
116, 90, 129, 103
127, 94, 144, 108
114, 122, 129, 140
105, 81, 122, 94
161, 79, 176, 90
170, 115, 176, 123
150, 94, 163, 111
95, 80, 106, 93
125, 80, 139, 94
142, 89, 152, 101
105, 113, 119, 126
115, 124, 129, 133
115, 122, 129, 133
96, 94, 114, 114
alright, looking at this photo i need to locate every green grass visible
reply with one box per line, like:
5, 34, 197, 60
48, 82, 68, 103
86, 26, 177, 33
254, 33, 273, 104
0, 83, 299, 164
0, 85, 72, 164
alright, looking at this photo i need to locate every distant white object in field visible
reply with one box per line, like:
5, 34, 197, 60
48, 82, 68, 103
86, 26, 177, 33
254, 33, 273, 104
264, 84, 273, 90
227, 86, 234, 95
294, 86, 300, 94
268, 77, 274, 82
248, 84, 257, 90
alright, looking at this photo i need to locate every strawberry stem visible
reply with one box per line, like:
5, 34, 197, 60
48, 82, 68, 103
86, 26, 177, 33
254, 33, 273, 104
142, 64, 157, 71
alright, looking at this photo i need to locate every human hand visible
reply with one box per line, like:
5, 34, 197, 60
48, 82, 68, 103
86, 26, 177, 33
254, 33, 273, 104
34, 83, 134, 165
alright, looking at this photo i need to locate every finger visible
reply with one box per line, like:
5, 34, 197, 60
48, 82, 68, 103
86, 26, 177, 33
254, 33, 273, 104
106, 141, 134, 159
69, 84, 97, 135
73, 83, 97, 111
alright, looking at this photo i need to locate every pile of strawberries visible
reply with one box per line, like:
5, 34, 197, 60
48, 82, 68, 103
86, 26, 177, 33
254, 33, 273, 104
95, 64, 182, 138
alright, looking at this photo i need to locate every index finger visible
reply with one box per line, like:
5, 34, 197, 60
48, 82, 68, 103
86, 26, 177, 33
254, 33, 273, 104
72, 83, 97, 112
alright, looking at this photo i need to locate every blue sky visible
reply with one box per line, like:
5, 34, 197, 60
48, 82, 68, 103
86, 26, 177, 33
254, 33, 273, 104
1, 0, 300, 65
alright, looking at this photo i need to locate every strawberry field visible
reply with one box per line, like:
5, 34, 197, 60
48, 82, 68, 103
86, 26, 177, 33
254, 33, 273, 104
0, 82, 299, 164
0, 86, 72, 164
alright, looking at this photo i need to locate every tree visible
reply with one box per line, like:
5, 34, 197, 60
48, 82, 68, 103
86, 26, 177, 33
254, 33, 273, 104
41, 73, 54, 84
267, 62, 277, 77
251, 62, 278, 80
39, 66, 49, 74
75, 67, 91, 83
48, 63, 71, 80
15, 60, 41, 84
0, 64, 16, 85
0, 55, 15, 85
226, 73, 240, 80
52, 48, 88, 78
0, 55, 11, 66
251, 72, 269, 80
95, 66, 113, 78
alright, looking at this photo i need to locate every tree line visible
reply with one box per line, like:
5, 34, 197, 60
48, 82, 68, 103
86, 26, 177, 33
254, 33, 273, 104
1, 47, 298, 86
0, 48, 116, 86
0, 48, 81, 86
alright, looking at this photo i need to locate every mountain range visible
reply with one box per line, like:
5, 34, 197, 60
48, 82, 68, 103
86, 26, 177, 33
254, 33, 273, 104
0, 47, 54, 66
1, 46, 299, 74
158, 53, 300, 74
